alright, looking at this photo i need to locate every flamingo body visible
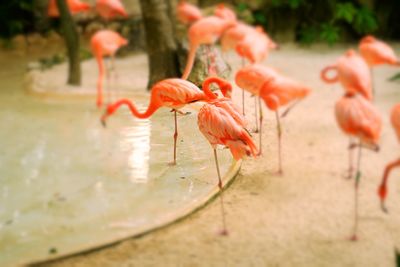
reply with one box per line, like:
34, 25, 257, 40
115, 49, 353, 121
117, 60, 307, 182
236, 28, 276, 64
198, 103, 257, 160
321, 50, 372, 101
214, 3, 237, 22
220, 23, 254, 52
335, 93, 381, 146
235, 64, 279, 95
90, 30, 128, 107
95, 0, 128, 20
47, 0, 90, 17
359, 35, 399, 66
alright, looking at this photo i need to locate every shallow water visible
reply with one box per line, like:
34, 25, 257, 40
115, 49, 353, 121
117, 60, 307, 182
0, 49, 236, 266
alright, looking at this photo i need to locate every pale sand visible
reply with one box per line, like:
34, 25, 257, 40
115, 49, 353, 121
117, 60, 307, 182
40, 43, 400, 267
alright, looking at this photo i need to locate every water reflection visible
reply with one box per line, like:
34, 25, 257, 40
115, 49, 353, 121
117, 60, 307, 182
119, 110, 151, 184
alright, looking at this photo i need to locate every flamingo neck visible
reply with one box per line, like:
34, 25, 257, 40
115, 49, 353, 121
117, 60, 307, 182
106, 98, 159, 119
202, 76, 232, 100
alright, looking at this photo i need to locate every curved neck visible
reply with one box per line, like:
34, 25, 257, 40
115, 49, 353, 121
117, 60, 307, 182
107, 98, 159, 119
202, 76, 231, 100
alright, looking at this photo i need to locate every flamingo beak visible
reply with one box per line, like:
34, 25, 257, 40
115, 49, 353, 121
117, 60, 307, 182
381, 200, 388, 213
100, 115, 107, 128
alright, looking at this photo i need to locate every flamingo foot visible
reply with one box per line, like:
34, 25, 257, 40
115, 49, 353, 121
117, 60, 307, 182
100, 118, 107, 128
219, 229, 229, 236
349, 234, 358, 241
274, 170, 283, 176
252, 128, 259, 134
168, 161, 177, 166
342, 168, 354, 180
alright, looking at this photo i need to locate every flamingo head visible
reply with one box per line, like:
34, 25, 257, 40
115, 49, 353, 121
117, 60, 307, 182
100, 104, 117, 127
345, 49, 356, 57
220, 82, 232, 99
361, 35, 376, 44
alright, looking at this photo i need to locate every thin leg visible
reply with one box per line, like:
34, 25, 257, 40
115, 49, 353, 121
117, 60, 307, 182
275, 111, 283, 175
170, 110, 178, 166
241, 57, 245, 116
254, 96, 259, 133
346, 137, 354, 179
214, 148, 228, 235
350, 141, 362, 241
258, 97, 263, 156
281, 100, 300, 118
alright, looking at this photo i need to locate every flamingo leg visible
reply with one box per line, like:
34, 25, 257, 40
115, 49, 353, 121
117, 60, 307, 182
345, 137, 355, 180
253, 96, 259, 133
258, 97, 263, 156
281, 100, 300, 118
171, 110, 178, 165
275, 110, 283, 175
105, 57, 112, 105
241, 57, 245, 116
213, 148, 228, 236
350, 141, 362, 241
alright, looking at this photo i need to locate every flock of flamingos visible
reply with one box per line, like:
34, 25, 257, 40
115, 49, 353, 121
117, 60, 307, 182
48, 0, 399, 240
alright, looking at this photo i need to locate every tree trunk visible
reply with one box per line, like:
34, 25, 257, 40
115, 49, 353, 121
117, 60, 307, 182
56, 0, 81, 86
139, 0, 180, 89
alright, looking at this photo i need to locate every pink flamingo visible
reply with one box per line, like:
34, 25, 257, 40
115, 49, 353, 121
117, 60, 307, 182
177, 0, 203, 25
197, 101, 258, 235
359, 35, 400, 95
334, 93, 382, 240
259, 70, 311, 173
321, 49, 373, 179
101, 78, 206, 165
378, 103, 400, 212
235, 27, 278, 117
95, 0, 128, 20
235, 64, 280, 151
181, 15, 236, 80
321, 49, 372, 101
47, 0, 90, 17
90, 30, 128, 107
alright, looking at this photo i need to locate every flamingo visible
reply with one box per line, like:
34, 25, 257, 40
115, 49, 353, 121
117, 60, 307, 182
235, 64, 280, 152
197, 102, 258, 235
321, 49, 373, 178
181, 15, 236, 80
378, 103, 400, 212
95, 0, 128, 20
359, 35, 400, 95
259, 70, 311, 173
177, 0, 203, 25
47, 0, 90, 17
334, 93, 382, 240
90, 30, 128, 107
101, 78, 206, 165
235, 27, 278, 117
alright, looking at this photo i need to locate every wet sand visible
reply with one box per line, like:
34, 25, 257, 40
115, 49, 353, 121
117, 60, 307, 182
34, 43, 400, 267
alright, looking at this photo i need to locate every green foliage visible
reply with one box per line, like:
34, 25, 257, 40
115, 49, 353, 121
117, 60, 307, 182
353, 6, 378, 34
335, 3, 357, 23
0, 0, 35, 38
319, 24, 340, 45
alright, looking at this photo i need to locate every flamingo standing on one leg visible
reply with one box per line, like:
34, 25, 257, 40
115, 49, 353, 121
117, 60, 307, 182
378, 103, 400, 212
321, 49, 373, 178
359, 35, 400, 95
334, 93, 382, 240
235, 27, 278, 124
259, 70, 312, 174
197, 102, 258, 235
47, 0, 91, 17
95, 0, 128, 20
177, 0, 203, 25
181, 15, 236, 80
101, 78, 206, 165
90, 30, 128, 107
235, 64, 280, 154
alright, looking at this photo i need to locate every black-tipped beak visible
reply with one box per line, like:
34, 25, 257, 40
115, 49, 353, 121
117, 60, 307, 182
381, 200, 388, 213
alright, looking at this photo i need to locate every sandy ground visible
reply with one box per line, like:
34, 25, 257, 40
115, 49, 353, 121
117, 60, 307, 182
36, 43, 400, 267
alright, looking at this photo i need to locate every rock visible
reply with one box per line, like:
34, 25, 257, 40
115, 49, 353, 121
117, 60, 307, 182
178, 41, 231, 87
85, 22, 105, 36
